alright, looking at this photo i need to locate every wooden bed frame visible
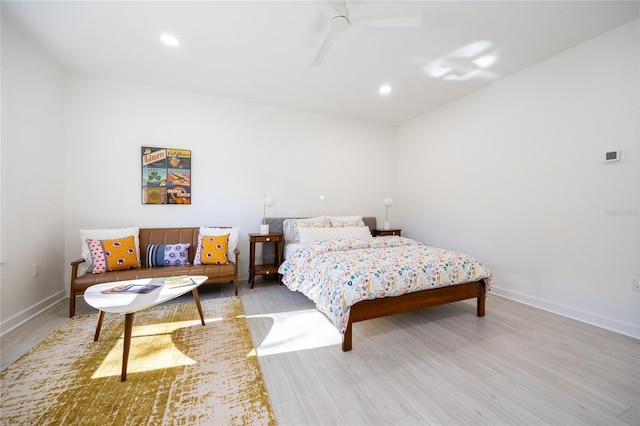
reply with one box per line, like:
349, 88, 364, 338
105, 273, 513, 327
263, 217, 488, 352
342, 280, 486, 351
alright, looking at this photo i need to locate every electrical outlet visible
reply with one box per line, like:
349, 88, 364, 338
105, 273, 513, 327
633, 279, 640, 292
32, 263, 39, 278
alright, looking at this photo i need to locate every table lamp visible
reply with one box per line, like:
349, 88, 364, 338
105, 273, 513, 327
383, 197, 393, 230
261, 194, 276, 234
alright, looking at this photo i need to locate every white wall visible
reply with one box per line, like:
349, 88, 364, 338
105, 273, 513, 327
63, 75, 396, 287
0, 15, 67, 332
1, 16, 396, 332
3, 11, 638, 341
396, 20, 640, 338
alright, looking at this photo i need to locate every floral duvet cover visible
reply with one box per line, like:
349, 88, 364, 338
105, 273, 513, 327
278, 237, 492, 333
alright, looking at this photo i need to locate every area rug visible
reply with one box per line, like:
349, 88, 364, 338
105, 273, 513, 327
0, 296, 275, 425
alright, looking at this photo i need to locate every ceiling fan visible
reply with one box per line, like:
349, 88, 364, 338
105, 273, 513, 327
310, 0, 423, 67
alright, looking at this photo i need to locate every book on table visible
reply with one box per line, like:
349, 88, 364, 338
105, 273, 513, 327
163, 275, 194, 287
101, 284, 161, 294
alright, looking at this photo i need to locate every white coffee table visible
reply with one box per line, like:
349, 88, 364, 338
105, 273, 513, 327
84, 275, 208, 381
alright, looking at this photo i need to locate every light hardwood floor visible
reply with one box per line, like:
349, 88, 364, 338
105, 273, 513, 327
2, 280, 639, 425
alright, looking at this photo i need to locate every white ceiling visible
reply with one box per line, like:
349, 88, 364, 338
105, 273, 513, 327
3, 1, 638, 124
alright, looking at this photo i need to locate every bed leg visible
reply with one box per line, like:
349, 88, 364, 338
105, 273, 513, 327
477, 282, 486, 317
342, 322, 353, 352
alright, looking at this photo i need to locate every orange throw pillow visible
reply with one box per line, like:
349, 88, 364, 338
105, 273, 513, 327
86, 235, 139, 274
200, 234, 229, 265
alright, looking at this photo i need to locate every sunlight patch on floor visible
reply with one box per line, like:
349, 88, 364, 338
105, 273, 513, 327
91, 317, 222, 379
247, 309, 341, 356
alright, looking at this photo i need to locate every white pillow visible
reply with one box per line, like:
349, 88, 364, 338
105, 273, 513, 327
194, 226, 240, 264
328, 215, 365, 227
297, 226, 372, 244
283, 216, 330, 244
78, 227, 140, 275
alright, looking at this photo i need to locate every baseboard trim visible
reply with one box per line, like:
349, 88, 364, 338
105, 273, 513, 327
491, 286, 639, 340
12, 286, 636, 340
0, 291, 66, 337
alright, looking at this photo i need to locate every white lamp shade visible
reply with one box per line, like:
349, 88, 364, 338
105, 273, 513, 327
383, 197, 393, 207
262, 194, 276, 226
264, 195, 276, 207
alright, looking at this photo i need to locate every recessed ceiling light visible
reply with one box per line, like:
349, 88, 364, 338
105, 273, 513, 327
379, 84, 392, 96
160, 34, 180, 47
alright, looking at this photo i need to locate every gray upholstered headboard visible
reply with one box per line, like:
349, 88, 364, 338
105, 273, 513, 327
262, 216, 377, 263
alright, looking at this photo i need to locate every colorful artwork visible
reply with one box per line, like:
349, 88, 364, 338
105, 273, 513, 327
142, 167, 167, 187
141, 147, 191, 205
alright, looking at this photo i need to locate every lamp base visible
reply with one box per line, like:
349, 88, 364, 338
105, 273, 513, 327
383, 221, 390, 230
260, 224, 269, 235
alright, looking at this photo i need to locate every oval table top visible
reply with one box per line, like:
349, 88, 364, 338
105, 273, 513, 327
84, 275, 208, 315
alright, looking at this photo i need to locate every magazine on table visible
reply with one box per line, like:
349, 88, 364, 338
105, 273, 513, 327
101, 284, 161, 294
163, 275, 194, 288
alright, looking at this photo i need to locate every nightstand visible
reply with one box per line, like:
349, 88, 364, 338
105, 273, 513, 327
372, 229, 401, 237
248, 233, 283, 288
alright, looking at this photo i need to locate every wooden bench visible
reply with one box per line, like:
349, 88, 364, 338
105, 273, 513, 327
69, 227, 238, 317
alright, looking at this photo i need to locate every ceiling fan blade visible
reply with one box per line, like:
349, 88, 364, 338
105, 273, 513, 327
310, 26, 341, 67
314, 0, 348, 18
349, 14, 423, 28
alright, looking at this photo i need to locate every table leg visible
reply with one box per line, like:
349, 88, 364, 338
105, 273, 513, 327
192, 288, 205, 326
94, 310, 105, 341
121, 312, 134, 382
276, 240, 283, 284
249, 240, 256, 288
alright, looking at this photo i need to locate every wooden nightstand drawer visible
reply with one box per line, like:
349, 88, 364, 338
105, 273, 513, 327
372, 229, 401, 237
252, 234, 282, 243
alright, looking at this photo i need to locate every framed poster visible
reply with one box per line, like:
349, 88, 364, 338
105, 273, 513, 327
141, 147, 191, 204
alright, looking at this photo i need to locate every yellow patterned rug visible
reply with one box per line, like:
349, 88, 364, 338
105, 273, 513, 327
0, 296, 275, 425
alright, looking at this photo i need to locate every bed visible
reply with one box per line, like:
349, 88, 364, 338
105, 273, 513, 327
264, 216, 492, 351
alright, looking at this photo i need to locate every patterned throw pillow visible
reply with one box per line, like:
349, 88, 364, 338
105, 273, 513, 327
328, 215, 365, 228
297, 226, 372, 244
193, 227, 239, 265
283, 216, 331, 244
200, 234, 229, 265
86, 236, 139, 274
79, 227, 140, 276
145, 243, 190, 267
